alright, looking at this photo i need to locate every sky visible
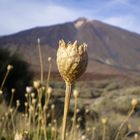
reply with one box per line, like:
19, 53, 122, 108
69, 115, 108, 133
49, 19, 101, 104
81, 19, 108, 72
0, 0, 140, 35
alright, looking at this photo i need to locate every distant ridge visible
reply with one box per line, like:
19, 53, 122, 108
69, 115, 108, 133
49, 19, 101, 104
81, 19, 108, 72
0, 17, 140, 76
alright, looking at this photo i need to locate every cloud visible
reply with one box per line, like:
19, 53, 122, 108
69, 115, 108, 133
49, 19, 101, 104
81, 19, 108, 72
0, 0, 140, 35
0, 1, 93, 35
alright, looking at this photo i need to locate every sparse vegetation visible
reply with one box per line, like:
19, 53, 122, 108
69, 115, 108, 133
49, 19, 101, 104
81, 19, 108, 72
0, 41, 140, 140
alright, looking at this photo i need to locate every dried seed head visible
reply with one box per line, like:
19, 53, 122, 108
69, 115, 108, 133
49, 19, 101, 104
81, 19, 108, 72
73, 89, 80, 98
51, 104, 55, 110
48, 57, 52, 62
5, 112, 8, 117
42, 86, 46, 91
48, 123, 52, 127
16, 100, 20, 107
33, 80, 41, 89
14, 131, 23, 140
85, 109, 89, 114
101, 117, 108, 125
31, 93, 35, 98
26, 86, 33, 93
57, 40, 88, 84
0, 90, 3, 95
7, 64, 13, 71
86, 127, 90, 132
134, 134, 139, 140
25, 93, 28, 98
81, 135, 86, 140
51, 127, 56, 132
77, 117, 82, 122
47, 86, 53, 95
11, 88, 16, 93
37, 38, 40, 44
53, 119, 57, 124
9, 108, 13, 113
76, 108, 80, 113
131, 98, 138, 108
76, 124, 80, 129
24, 102, 28, 107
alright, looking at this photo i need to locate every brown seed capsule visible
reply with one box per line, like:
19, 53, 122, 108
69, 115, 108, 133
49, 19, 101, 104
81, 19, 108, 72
57, 40, 88, 84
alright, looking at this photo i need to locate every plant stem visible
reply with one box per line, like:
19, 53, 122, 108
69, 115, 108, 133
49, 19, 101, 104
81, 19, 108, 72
102, 124, 106, 140
72, 97, 78, 129
62, 82, 72, 140
115, 106, 135, 140
0, 70, 10, 90
47, 61, 52, 87
71, 96, 78, 139
37, 38, 44, 83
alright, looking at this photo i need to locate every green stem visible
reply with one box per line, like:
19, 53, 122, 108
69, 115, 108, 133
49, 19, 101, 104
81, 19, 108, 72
62, 82, 72, 140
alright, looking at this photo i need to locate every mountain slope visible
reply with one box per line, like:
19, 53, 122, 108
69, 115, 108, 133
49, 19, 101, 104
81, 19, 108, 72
0, 18, 140, 75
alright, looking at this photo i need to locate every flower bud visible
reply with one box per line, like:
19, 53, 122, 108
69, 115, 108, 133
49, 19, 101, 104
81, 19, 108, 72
57, 40, 88, 84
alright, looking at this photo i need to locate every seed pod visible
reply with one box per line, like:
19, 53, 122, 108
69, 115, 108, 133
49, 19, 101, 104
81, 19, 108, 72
57, 40, 88, 84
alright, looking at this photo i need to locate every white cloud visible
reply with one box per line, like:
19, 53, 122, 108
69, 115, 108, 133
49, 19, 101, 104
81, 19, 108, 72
0, 1, 92, 35
0, 0, 140, 35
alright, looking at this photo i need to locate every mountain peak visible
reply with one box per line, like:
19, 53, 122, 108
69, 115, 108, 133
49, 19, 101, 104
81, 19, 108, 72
74, 17, 88, 28
1, 18, 140, 75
